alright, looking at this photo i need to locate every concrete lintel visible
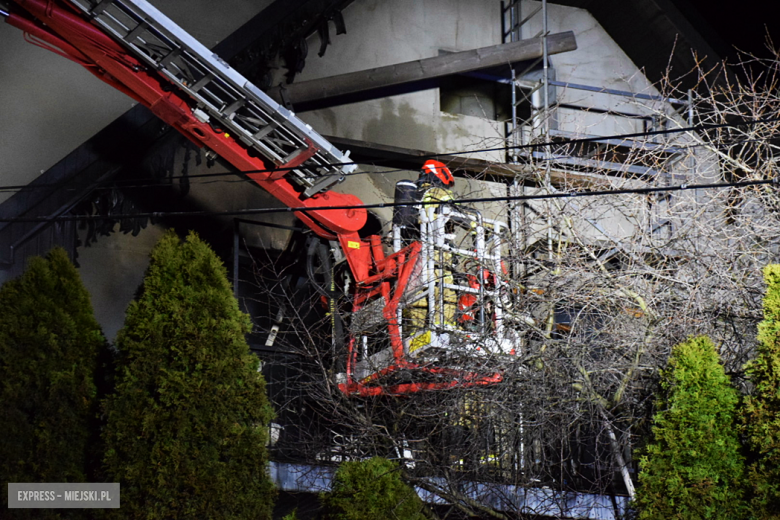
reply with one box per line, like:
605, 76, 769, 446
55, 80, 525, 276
272, 32, 577, 112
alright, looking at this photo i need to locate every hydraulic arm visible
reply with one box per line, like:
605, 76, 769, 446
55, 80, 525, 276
3, 0, 514, 395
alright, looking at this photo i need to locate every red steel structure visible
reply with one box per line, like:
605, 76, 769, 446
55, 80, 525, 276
3, 0, 509, 396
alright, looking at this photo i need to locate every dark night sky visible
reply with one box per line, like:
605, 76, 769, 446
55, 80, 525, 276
682, 0, 776, 60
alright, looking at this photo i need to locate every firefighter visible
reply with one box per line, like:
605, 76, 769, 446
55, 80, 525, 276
397, 160, 459, 334
393, 159, 455, 242
417, 159, 454, 192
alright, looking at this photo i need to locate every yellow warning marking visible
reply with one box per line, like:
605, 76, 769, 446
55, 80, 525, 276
409, 331, 431, 353
347, 241, 361, 249
224, 133, 230, 138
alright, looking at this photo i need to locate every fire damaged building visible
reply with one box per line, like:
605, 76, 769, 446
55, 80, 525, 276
1, 0, 750, 517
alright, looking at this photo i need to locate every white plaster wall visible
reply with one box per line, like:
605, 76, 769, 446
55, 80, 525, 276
77, 223, 166, 341
518, 0, 671, 137
2, 0, 701, 337
511, 1, 692, 247
289, 0, 686, 247
172, 153, 300, 252
0, 0, 270, 205
282, 0, 518, 240
295, 0, 507, 164
293, 0, 679, 157
0, 28, 130, 206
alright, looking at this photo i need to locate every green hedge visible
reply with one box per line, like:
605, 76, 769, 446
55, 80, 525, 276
0, 248, 106, 516
102, 231, 275, 519
635, 336, 746, 519
321, 457, 426, 520
743, 265, 780, 519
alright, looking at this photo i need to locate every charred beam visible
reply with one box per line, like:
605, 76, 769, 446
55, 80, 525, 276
270, 32, 577, 112
323, 135, 627, 189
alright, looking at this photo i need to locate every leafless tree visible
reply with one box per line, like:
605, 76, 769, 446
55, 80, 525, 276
241, 44, 780, 519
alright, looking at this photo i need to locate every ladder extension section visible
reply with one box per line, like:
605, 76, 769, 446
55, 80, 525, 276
67, 0, 356, 198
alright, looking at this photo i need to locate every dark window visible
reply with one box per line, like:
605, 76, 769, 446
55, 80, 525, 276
440, 75, 517, 121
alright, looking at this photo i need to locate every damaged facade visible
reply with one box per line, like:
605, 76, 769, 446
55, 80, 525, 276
2, 0, 761, 518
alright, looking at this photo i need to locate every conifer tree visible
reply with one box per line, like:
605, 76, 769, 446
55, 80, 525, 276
321, 457, 427, 520
634, 336, 747, 520
102, 231, 274, 519
743, 264, 780, 519
0, 248, 106, 513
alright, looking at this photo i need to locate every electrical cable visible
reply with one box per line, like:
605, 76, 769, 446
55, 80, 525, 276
1, 116, 779, 194
1, 177, 775, 224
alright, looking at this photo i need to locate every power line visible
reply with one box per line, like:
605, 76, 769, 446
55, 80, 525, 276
1, 116, 778, 194
1, 178, 775, 224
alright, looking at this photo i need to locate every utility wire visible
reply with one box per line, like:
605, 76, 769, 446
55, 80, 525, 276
1, 116, 779, 194
1, 132, 772, 194
1, 178, 775, 224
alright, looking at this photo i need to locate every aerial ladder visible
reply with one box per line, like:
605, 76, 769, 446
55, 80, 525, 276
2, 0, 519, 396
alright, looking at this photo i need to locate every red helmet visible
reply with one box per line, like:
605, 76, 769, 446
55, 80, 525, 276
420, 160, 454, 187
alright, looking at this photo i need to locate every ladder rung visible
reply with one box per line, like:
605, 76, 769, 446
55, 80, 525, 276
253, 124, 276, 140
123, 19, 148, 43
190, 72, 213, 93
159, 48, 181, 69
222, 99, 244, 117
283, 146, 308, 164
91, 0, 114, 17
72, 0, 357, 196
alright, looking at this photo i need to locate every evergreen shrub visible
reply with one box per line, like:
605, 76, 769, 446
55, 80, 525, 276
102, 231, 274, 519
0, 248, 106, 514
321, 456, 426, 520
634, 336, 746, 519
743, 265, 780, 519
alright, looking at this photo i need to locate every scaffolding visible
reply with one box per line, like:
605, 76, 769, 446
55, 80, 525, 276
501, 0, 692, 180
